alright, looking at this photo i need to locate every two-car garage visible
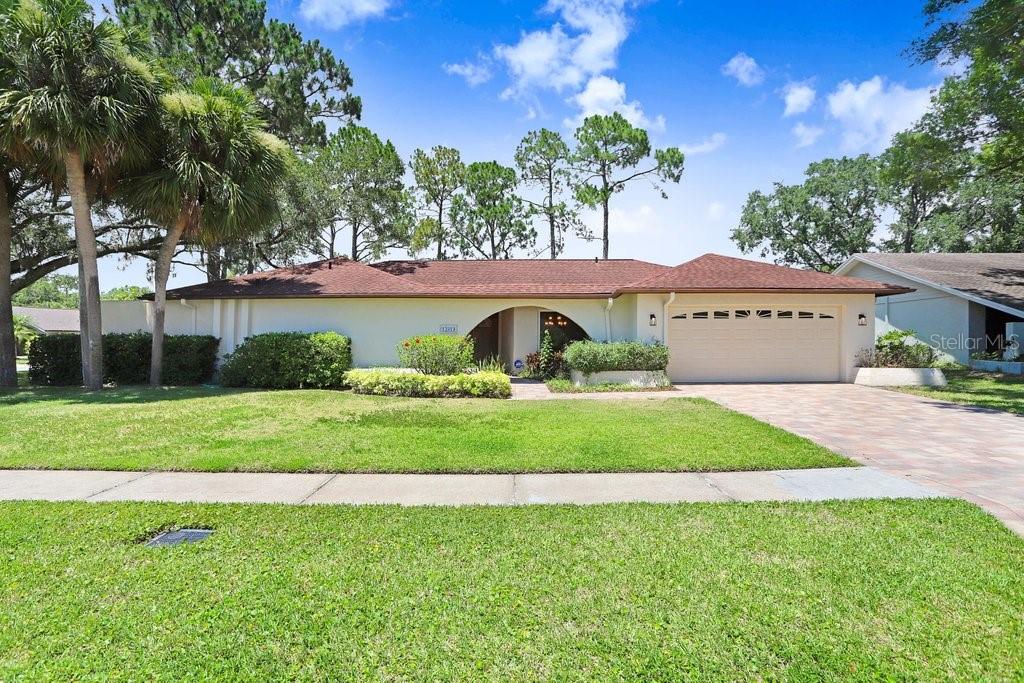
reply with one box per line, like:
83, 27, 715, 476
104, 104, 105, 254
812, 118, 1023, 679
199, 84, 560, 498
665, 305, 843, 383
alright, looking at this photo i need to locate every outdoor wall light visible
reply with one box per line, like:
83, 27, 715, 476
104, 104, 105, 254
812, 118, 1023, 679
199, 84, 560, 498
649, 313, 657, 327
858, 314, 868, 326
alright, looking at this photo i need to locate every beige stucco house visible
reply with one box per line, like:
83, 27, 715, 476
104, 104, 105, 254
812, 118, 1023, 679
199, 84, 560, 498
102, 253, 909, 383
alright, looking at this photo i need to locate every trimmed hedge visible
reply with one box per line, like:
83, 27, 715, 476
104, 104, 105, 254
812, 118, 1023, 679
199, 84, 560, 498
347, 369, 511, 398
397, 334, 474, 375
563, 340, 669, 375
28, 332, 219, 386
219, 332, 352, 389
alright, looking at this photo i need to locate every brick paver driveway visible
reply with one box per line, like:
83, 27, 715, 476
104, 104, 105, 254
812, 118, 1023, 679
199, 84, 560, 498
675, 383, 1024, 535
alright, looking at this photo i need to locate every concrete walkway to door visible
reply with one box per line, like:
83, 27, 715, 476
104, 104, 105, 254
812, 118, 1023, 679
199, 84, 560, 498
673, 383, 1024, 535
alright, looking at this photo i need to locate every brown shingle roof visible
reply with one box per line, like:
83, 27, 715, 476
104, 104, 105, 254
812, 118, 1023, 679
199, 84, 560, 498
852, 253, 1024, 313
161, 254, 909, 300
621, 254, 912, 294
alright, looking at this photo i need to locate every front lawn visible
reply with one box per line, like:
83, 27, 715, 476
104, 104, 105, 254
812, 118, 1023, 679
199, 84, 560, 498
0, 387, 848, 472
0, 499, 1021, 680
891, 368, 1024, 415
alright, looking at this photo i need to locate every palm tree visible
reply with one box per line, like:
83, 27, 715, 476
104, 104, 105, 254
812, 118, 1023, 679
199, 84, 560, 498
122, 79, 290, 386
0, 0, 163, 389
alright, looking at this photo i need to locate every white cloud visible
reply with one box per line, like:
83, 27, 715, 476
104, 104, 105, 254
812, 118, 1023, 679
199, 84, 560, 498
826, 76, 934, 152
791, 122, 824, 148
781, 81, 815, 116
721, 52, 764, 86
563, 75, 664, 131
680, 132, 727, 156
443, 58, 493, 87
705, 202, 725, 221
494, 0, 630, 98
299, 0, 392, 29
607, 204, 657, 236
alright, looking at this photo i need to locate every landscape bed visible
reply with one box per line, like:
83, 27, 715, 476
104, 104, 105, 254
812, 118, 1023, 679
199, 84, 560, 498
0, 387, 849, 473
0, 499, 1021, 680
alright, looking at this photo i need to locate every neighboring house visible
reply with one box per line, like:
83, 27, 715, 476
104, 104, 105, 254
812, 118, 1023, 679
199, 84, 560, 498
103, 253, 908, 383
836, 253, 1024, 363
13, 306, 79, 336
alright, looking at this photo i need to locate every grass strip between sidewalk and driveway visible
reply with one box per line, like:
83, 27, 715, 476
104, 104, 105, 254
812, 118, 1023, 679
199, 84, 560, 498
0, 499, 1021, 680
0, 386, 850, 473
889, 368, 1024, 415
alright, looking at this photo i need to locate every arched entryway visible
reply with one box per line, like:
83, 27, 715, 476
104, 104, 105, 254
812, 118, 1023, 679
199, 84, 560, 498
468, 306, 589, 373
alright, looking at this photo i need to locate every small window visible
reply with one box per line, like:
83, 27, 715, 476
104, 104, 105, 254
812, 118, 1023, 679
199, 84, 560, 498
798, 311, 814, 319
671, 313, 687, 319
734, 310, 750, 319
692, 311, 708, 319
776, 310, 793, 319
818, 313, 834, 319
713, 310, 729, 319
756, 310, 772, 319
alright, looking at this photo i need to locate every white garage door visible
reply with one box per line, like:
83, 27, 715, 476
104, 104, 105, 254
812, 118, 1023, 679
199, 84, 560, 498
667, 306, 841, 383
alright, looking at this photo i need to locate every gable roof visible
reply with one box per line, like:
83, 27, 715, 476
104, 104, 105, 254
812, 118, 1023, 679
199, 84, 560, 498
840, 253, 1024, 315
159, 253, 909, 300
620, 254, 912, 295
13, 306, 79, 333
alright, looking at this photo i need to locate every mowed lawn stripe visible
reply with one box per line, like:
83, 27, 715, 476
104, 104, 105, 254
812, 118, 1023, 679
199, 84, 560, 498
0, 499, 1021, 680
0, 387, 850, 473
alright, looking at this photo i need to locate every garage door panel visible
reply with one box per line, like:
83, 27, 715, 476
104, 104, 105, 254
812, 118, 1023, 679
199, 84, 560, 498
667, 306, 840, 383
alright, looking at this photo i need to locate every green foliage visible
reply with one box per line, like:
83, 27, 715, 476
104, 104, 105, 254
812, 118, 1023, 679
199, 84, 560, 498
476, 356, 506, 373
346, 368, 511, 398
113, 0, 360, 146
449, 161, 535, 259
546, 378, 673, 393
572, 113, 684, 258
219, 332, 351, 389
537, 330, 566, 379
563, 340, 670, 375
12, 313, 37, 353
515, 128, 587, 257
315, 125, 414, 261
397, 334, 474, 375
857, 329, 938, 368
732, 155, 881, 272
12, 274, 78, 308
28, 332, 218, 385
410, 146, 464, 259
101, 285, 151, 301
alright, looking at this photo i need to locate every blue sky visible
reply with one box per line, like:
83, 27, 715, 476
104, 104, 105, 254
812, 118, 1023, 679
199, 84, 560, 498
93, 0, 951, 289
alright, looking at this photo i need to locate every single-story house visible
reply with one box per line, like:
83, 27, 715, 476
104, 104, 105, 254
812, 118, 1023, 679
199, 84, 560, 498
102, 253, 909, 383
836, 253, 1024, 363
13, 306, 79, 336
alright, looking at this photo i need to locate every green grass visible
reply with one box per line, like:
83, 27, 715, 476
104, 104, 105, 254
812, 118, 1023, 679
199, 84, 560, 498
0, 499, 1021, 680
0, 386, 849, 472
546, 378, 674, 393
891, 368, 1024, 415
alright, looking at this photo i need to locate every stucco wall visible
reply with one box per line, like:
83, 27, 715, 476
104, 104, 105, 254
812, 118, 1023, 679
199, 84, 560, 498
842, 261, 971, 362
103, 296, 631, 368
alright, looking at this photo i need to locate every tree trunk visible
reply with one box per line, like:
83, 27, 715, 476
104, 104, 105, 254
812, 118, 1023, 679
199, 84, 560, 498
548, 180, 557, 259
601, 198, 610, 260
351, 223, 359, 261
436, 201, 444, 260
206, 247, 222, 282
65, 150, 103, 391
0, 174, 16, 388
150, 211, 189, 387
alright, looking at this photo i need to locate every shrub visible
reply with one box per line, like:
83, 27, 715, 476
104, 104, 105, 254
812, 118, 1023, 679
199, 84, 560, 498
857, 329, 937, 368
28, 332, 219, 386
397, 334, 474, 375
219, 332, 352, 389
347, 368, 511, 398
538, 331, 566, 379
563, 340, 669, 375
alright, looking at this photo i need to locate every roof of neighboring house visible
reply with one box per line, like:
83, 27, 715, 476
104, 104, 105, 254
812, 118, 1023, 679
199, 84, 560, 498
841, 253, 1024, 314
159, 253, 910, 300
13, 306, 79, 333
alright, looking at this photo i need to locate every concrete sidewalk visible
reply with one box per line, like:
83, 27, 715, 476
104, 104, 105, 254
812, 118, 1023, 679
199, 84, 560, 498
0, 467, 942, 506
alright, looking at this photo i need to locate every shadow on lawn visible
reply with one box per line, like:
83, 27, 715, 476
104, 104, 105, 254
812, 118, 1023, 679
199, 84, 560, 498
0, 384, 259, 406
